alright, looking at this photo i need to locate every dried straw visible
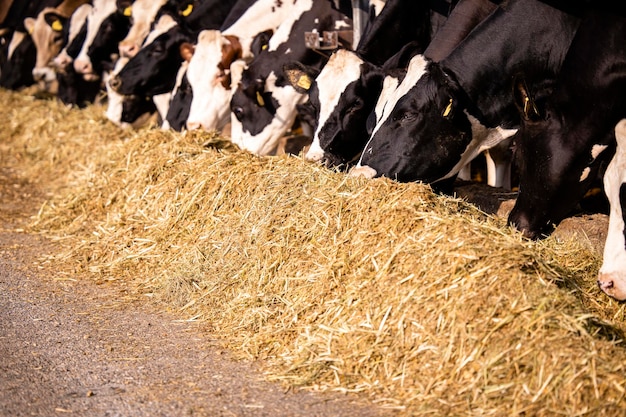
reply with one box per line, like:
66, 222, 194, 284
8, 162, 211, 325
2, 89, 625, 415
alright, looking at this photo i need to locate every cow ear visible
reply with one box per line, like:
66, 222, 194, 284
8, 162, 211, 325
44, 12, 66, 33
250, 29, 273, 57
283, 62, 318, 94
24, 17, 36, 35
442, 98, 456, 120
179, 1, 194, 17
117, 0, 133, 16
179, 42, 195, 62
513, 76, 542, 122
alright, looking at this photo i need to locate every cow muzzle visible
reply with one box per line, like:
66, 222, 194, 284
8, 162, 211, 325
108, 75, 123, 93
598, 271, 626, 301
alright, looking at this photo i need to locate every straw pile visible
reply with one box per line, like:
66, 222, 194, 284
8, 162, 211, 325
2, 89, 626, 415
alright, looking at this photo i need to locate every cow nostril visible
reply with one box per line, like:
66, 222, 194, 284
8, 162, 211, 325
186, 121, 200, 131
109, 76, 122, 91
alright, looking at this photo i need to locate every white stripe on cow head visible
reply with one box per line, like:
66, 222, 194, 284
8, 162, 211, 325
142, 14, 178, 47
53, 4, 92, 70
118, 0, 167, 58
305, 49, 364, 162
186, 30, 240, 132
599, 119, 626, 300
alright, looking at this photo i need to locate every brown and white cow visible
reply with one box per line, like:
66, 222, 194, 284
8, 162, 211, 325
23, 0, 90, 91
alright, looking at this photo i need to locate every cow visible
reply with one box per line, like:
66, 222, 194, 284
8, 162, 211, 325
0, 0, 63, 89
183, 0, 306, 133
351, 0, 582, 194
162, 61, 191, 131
73, 0, 132, 81
508, 8, 626, 240
599, 120, 626, 300
23, 0, 90, 93
227, 0, 353, 156
284, 0, 500, 169
51, 3, 101, 107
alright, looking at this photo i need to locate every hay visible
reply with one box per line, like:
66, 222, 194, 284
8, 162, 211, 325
2, 88, 626, 415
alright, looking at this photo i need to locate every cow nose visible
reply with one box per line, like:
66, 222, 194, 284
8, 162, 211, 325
507, 210, 539, 239
33, 71, 45, 82
108, 75, 122, 92
186, 120, 201, 131
120, 43, 139, 58
74, 59, 92, 74
597, 271, 626, 300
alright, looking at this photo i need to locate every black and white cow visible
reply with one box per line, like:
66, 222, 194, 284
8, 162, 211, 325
117, 0, 168, 59
599, 119, 626, 300
228, 0, 353, 155
51, 3, 101, 107
508, 8, 626, 240
352, 0, 582, 193
73, 0, 132, 81
285, 0, 500, 168
23, 0, 90, 92
184, 0, 305, 133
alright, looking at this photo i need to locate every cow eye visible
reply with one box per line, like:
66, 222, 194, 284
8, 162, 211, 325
232, 106, 244, 121
151, 43, 164, 55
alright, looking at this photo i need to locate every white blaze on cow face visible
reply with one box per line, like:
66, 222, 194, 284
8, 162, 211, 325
305, 49, 364, 162
355, 54, 429, 171
231, 71, 306, 155
186, 30, 237, 131
74, 0, 117, 78
105, 57, 128, 126
7, 31, 26, 60
142, 14, 178, 47
118, 0, 167, 58
598, 119, 626, 300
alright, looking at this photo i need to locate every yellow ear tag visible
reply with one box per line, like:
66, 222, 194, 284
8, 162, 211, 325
180, 4, 193, 17
296, 74, 311, 90
442, 99, 453, 118
256, 91, 265, 107
123, 6, 132, 17
51, 20, 63, 32
261, 44, 268, 50
28, 26, 34, 35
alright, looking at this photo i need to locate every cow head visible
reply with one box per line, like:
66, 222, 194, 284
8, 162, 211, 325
74, 0, 132, 81
598, 119, 626, 300
185, 30, 244, 132
0, 31, 36, 90
285, 49, 385, 168
355, 58, 473, 184
508, 79, 613, 239
109, 14, 186, 96
163, 61, 191, 131
24, 8, 68, 89
52, 4, 92, 74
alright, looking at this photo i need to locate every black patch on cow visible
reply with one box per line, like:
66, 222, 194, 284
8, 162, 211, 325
115, 26, 189, 96
0, 33, 35, 89
87, 10, 132, 75
165, 71, 192, 131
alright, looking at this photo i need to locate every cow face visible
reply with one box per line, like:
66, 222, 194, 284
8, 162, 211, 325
599, 120, 626, 300
52, 4, 92, 73
356, 58, 473, 184
74, 0, 131, 80
508, 95, 613, 239
286, 49, 385, 168
110, 14, 186, 96
24, 8, 67, 88
185, 30, 243, 132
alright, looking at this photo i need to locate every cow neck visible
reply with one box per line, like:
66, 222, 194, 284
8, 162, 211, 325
438, 0, 580, 129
